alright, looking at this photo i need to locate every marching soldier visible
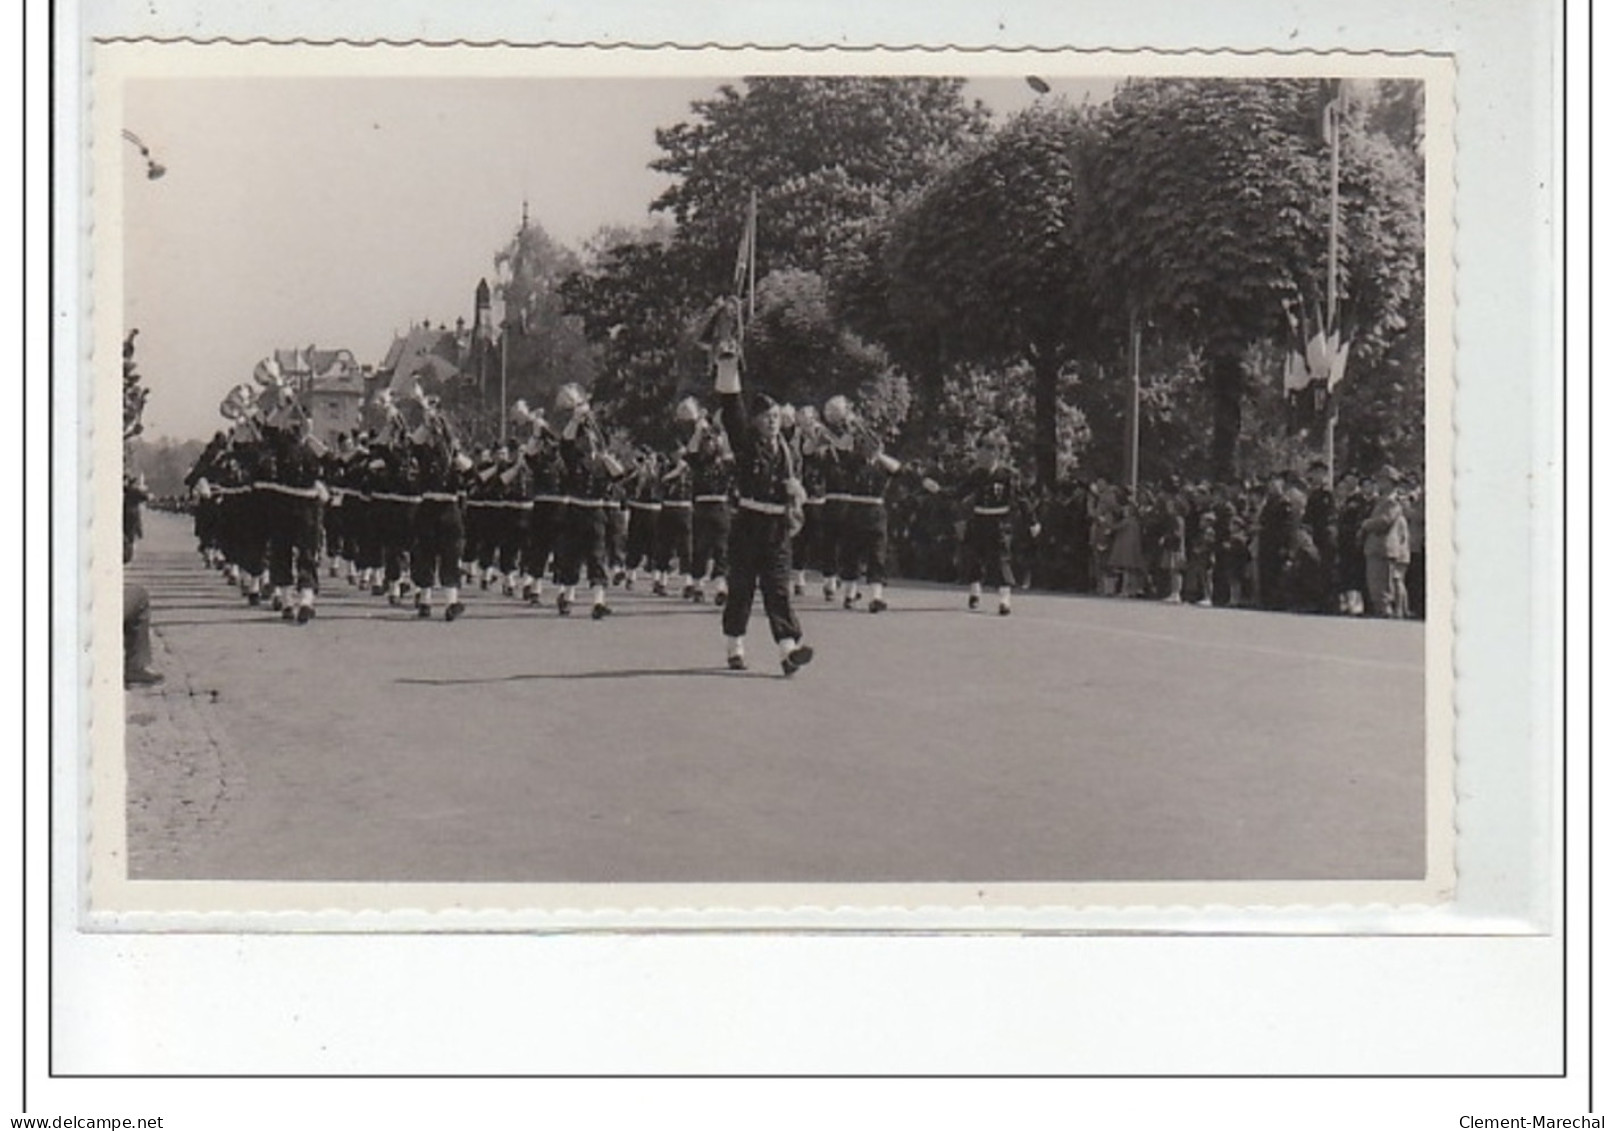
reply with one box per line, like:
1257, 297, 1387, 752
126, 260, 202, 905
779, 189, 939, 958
346, 430, 386, 595
552, 384, 619, 619
184, 431, 230, 568
258, 386, 327, 625
605, 469, 630, 586
786, 404, 827, 598
367, 392, 422, 606
817, 395, 856, 603
955, 430, 1038, 616
622, 446, 664, 589
406, 393, 471, 621
463, 445, 499, 589
513, 403, 566, 606
704, 297, 814, 677
213, 384, 273, 605
335, 432, 374, 589
322, 432, 365, 585
487, 442, 533, 596
832, 419, 939, 613
685, 403, 734, 606
654, 433, 696, 597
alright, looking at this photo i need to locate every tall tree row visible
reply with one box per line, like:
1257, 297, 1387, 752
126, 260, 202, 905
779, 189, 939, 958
554, 75, 1426, 484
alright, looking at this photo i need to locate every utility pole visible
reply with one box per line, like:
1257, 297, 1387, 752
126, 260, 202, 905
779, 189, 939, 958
1324, 82, 1342, 483
1127, 311, 1141, 495
499, 311, 510, 445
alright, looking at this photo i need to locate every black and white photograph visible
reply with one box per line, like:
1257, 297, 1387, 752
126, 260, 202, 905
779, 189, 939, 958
35, 0, 1587, 1108
90, 44, 1456, 918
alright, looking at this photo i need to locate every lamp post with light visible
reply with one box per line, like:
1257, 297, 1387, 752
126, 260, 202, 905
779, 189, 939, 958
1024, 75, 1141, 495
121, 128, 166, 180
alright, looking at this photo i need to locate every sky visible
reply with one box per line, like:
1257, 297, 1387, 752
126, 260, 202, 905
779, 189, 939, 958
121, 76, 1114, 442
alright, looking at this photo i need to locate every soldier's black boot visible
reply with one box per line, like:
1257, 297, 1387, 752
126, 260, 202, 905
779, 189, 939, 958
781, 644, 815, 677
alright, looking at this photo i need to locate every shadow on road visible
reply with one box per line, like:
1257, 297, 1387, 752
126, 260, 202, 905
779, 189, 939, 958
399, 665, 770, 685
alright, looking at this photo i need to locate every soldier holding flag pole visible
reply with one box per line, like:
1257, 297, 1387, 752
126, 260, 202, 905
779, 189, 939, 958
699, 193, 813, 675
710, 323, 813, 676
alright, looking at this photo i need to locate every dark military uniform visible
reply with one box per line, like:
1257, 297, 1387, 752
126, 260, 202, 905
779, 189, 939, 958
623, 452, 663, 584
795, 443, 829, 584
654, 449, 694, 590
835, 455, 894, 594
817, 441, 851, 599
334, 441, 373, 586
487, 451, 532, 590
463, 455, 499, 582
604, 476, 629, 583
230, 431, 274, 602
319, 446, 348, 578
346, 437, 384, 590
368, 436, 420, 601
184, 433, 229, 566
687, 427, 733, 599
260, 423, 325, 621
960, 462, 1031, 594
209, 442, 258, 597
520, 433, 567, 600
716, 393, 805, 654
553, 420, 615, 614
408, 428, 467, 617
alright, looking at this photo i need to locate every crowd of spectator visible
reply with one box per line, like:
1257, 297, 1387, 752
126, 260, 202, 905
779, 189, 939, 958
147, 458, 1426, 623
891, 462, 1426, 620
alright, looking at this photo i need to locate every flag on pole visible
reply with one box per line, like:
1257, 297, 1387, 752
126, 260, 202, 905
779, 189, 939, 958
1281, 296, 1352, 433
732, 189, 757, 326
747, 187, 757, 324
732, 189, 755, 295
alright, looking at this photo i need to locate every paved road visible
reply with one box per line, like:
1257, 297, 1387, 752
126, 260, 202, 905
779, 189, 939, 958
124, 510, 1426, 884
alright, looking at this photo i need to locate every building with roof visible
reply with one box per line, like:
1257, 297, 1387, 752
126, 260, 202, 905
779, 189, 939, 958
268, 345, 365, 446
374, 321, 474, 400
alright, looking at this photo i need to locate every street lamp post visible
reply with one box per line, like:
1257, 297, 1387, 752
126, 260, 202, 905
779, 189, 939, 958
499, 315, 510, 445
121, 129, 166, 180
1031, 75, 1146, 493
1127, 312, 1142, 496
1323, 82, 1342, 484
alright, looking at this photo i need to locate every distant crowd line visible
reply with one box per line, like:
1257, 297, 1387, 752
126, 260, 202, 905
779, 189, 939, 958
146, 459, 1425, 622
890, 462, 1425, 620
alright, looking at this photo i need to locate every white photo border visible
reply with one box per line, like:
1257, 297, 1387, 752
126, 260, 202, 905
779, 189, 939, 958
40, 0, 1573, 1089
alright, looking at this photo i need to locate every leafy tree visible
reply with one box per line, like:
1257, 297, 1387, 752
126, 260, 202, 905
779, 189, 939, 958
1333, 302, 1424, 475
122, 330, 149, 447
1081, 77, 1423, 480
877, 102, 1096, 485
651, 77, 990, 288
129, 435, 207, 498
742, 268, 890, 412
1361, 78, 1426, 164
908, 362, 1092, 487
492, 215, 601, 414
559, 227, 712, 448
